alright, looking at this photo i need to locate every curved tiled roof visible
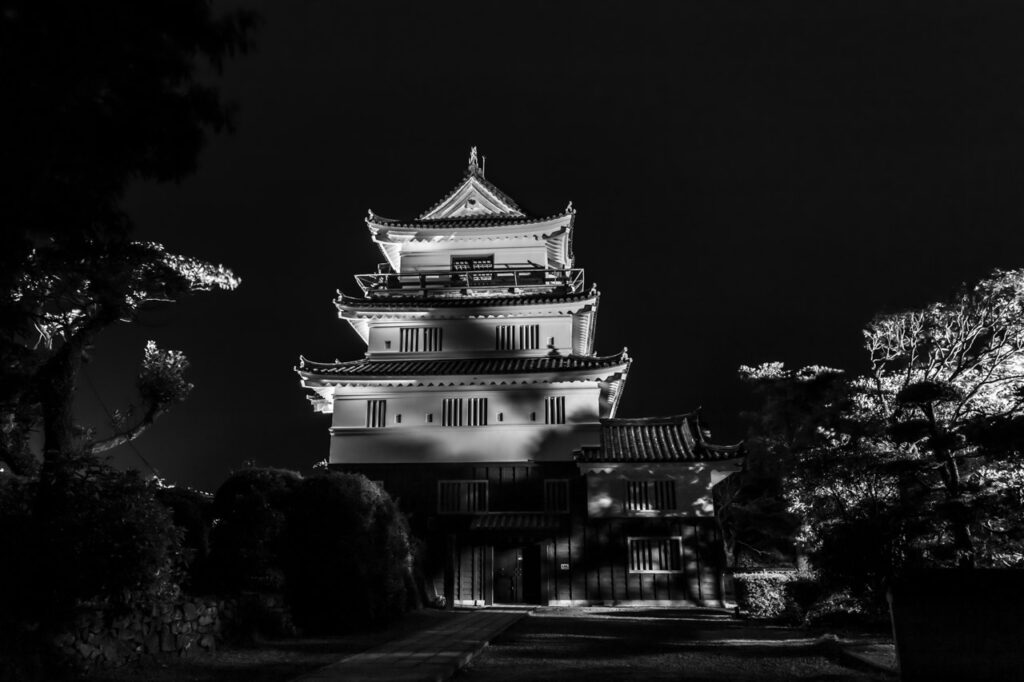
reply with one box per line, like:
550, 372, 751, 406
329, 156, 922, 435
336, 290, 596, 310
366, 209, 573, 230
575, 414, 744, 463
297, 352, 629, 378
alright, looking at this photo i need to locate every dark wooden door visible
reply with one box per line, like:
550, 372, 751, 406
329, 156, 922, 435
494, 547, 522, 603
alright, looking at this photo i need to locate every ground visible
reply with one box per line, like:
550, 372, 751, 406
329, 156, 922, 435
457, 607, 891, 682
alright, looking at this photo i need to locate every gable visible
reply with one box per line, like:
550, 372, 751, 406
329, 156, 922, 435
419, 175, 525, 221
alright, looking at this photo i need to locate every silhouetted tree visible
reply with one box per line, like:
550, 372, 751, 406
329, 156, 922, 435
0, 0, 255, 473
739, 268, 1024, 603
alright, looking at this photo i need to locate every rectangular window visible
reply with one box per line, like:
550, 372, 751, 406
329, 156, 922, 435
437, 480, 488, 513
544, 396, 566, 424
625, 480, 677, 512
365, 400, 386, 428
467, 397, 488, 426
628, 537, 683, 573
426, 413, 433, 423
544, 479, 570, 513
400, 327, 442, 352
400, 328, 419, 352
423, 327, 443, 352
496, 324, 540, 350
442, 398, 464, 426
452, 255, 494, 284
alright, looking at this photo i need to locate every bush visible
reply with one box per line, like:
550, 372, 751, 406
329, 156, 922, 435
0, 453, 184, 678
156, 485, 215, 592
733, 570, 821, 621
282, 472, 412, 634
208, 467, 302, 593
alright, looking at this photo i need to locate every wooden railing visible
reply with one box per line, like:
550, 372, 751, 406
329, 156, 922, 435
354, 267, 585, 296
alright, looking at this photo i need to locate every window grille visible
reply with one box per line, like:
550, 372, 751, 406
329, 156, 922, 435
399, 327, 442, 352
544, 479, 570, 513
544, 396, 566, 424
467, 397, 488, 426
366, 400, 387, 428
437, 480, 488, 513
442, 398, 463, 426
625, 480, 677, 512
628, 537, 683, 573
496, 324, 540, 350
452, 255, 494, 284
423, 327, 443, 352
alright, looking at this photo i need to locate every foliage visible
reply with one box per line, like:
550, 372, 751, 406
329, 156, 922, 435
208, 468, 302, 593
738, 268, 1024, 607
0, 453, 184, 669
732, 570, 820, 621
155, 484, 215, 593
282, 473, 412, 634
0, 0, 254, 472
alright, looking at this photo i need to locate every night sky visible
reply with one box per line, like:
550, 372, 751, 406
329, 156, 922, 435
78, 0, 1024, 491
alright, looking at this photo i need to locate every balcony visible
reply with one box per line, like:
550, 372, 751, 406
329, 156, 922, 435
354, 266, 585, 296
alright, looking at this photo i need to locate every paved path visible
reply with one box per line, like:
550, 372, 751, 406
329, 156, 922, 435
291, 609, 526, 682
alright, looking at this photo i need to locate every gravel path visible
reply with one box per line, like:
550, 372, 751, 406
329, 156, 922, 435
458, 607, 889, 682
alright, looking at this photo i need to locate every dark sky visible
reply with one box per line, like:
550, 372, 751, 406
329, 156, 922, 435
78, 0, 1024, 491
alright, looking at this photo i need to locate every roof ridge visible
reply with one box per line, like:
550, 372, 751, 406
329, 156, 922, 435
366, 209, 573, 230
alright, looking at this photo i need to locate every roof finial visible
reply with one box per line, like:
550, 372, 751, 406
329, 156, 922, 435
468, 146, 480, 174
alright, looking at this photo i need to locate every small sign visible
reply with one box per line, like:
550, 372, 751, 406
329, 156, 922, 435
559, 563, 570, 571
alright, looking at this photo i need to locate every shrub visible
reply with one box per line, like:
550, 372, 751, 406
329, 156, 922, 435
733, 570, 820, 621
156, 485, 215, 592
208, 467, 302, 593
282, 472, 412, 633
1, 453, 184, 678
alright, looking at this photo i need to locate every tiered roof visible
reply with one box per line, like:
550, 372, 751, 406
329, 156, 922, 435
575, 413, 743, 463
366, 148, 576, 272
336, 289, 596, 311
297, 352, 628, 379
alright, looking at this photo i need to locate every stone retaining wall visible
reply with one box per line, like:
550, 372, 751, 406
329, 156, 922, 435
53, 597, 222, 670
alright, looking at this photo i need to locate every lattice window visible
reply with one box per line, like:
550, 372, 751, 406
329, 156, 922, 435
544, 396, 566, 425
423, 327, 443, 352
625, 480, 678, 512
452, 255, 494, 284
628, 537, 683, 573
365, 400, 387, 428
442, 398, 463, 426
437, 480, 488, 513
496, 324, 540, 350
399, 328, 419, 352
544, 479, 570, 513
467, 397, 488, 426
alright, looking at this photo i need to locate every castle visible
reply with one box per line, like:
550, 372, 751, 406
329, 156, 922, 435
298, 149, 742, 605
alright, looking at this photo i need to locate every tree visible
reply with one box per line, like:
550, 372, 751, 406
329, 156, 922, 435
0, 1, 255, 472
740, 269, 1024, 603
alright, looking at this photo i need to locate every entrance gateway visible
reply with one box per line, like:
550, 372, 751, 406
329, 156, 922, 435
493, 545, 542, 604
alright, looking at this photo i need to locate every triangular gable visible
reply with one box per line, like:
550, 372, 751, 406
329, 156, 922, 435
418, 147, 526, 220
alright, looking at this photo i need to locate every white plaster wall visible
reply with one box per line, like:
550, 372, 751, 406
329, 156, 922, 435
331, 384, 598, 428
366, 317, 574, 356
582, 461, 744, 518
328, 384, 602, 463
329, 423, 601, 464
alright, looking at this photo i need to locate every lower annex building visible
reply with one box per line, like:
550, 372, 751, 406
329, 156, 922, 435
297, 149, 743, 606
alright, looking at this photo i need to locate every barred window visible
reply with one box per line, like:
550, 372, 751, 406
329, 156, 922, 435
544, 396, 566, 424
628, 537, 683, 573
366, 400, 387, 428
544, 479, 570, 513
496, 324, 540, 350
625, 480, 677, 512
442, 398, 463, 426
467, 397, 488, 426
437, 480, 488, 513
399, 327, 443, 352
423, 327, 443, 352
